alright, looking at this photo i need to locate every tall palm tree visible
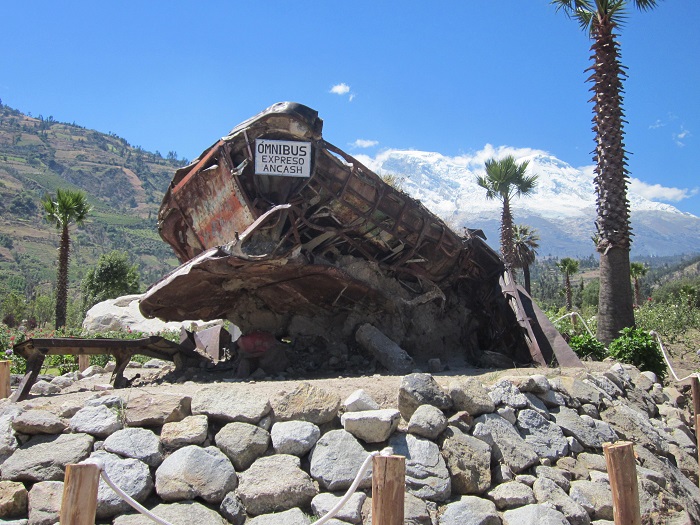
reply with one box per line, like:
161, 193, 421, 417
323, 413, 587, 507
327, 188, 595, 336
512, 224, 540, 295
557, 257, 580, 311
476, 156, 538, 268
552, 0, 658, 344
630, 261, 648, 306
42, 189, 91, 329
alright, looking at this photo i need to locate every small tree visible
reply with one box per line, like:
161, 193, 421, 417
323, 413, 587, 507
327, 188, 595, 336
82, 251, 140, 311
41, 189, 91, 329
630, 262, 648, 306
476, 156, 537, 268
512, 224, 540, 295
557, 257, 580, 311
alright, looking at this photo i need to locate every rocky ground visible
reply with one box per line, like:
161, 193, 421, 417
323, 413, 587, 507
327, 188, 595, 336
1, 360, 699, 525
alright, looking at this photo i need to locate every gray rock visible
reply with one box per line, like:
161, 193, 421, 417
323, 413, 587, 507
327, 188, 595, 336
398, 374, 452, 420
90, 450, 153, 519
489, 380, 528, 408
29, 381, 60, 396
600, 404, 668, 455
0, 480, 27, 518
555, 457, 589, 481
155, 445, 237, 504
355, 323, 414, 374
272, 382, 340, 424
342, 389, 380, 412
576, 453, 607, 472
112, 500, 229, 525
502, 504, 569, 525
85, 394, 126, 409
192, 385, 270, 423
12, 410, 65, 435
238, 454, 317, 516
0, 433, 94, 482
579, 404, 600, 419
551, 377, 603, 406
404, 492, 432, 525
69, 405, 123, 438
550, 406, 603, 449
246, 507, 311, 525
341, 409, 400, 443
568, 436, 585, 454
143, 358, 169, 368
309, 430, 373, 491
515, 474, 537, 486
438, 426, 491, 494
50, 375, 74, 389
448, 378, 495, 416
438, 495, 500, 525
160, 415, 209, 448
220, 492, 246, 525
535, 465, 572, 492
636, 465, 666, 488
570, 480, 613, 521
270, 421, 320, 456
125, 392, 191, 426
215, 422, 270, 471
407, 404, 448, 439
473, 413, 539, 473
103, 427, 164, 466
0, 413, 19, 463
663, 386, 684, 406
585, 374, 624, 399
516, 409, 569, 462
27, 481, 63, 525
500, 375, 549, 394
389, 432, 451, 501
80, 365, 106, 378
533, 477, 590, 525
486, 480, 536, 510
311, 492, 365, 523
536, 389, 567, 408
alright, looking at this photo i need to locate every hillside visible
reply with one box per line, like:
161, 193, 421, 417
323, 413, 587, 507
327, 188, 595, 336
0, 102, 183, 300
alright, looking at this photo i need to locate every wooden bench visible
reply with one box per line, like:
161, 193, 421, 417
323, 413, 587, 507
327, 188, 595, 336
10, 336, 197, 402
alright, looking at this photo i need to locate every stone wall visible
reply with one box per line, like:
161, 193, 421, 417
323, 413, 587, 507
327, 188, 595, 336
0, 363, 698, 525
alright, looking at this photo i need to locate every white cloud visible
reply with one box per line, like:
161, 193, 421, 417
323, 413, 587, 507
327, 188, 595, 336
349, 93, 356, 102
649, 119, 665, 129
330, 83, 350, 95
352, 139, 378, 148
457, 144, 550, 170
673, 126, 691, 146
629, 177, 698, 202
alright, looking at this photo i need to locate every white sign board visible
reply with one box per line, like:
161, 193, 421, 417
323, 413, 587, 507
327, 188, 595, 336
255, 139, 312, 178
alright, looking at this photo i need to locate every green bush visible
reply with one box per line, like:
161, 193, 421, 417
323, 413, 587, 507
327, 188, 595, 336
569, 333, 607, 361
608, 327, 666, 380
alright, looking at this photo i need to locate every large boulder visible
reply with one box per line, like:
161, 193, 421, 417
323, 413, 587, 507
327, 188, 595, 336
191, 385, 270, 424
27, 481, 63, 525
438, 496, 500, 525
309, 430, 373, 491
90, 451, 154, 519
439, 426, 491, 494
103, 427, 164, 466
271, 383, 341, 425
126, 393, 191, 427
215, 422, 270, 471
389, 432, 451, 501
473, 413, 539, 473
113, 501, 229, 525
398, 374, 452, 420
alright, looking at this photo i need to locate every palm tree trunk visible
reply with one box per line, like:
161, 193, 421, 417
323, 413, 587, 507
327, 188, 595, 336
55, 225, 70, 329
634, 278, 641, 307
597, 247, 635, 344
565, 274, 572, 311
500, 197, 514, 267
523, 264, 532, 295
591, 18, 635, 344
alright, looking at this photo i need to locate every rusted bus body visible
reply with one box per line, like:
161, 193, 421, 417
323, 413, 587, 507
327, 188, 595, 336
157, 102, 493, 288
142, 102, 579, 367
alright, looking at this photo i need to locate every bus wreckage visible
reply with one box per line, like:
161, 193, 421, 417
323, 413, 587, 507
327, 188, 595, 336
140, 102, 580, 371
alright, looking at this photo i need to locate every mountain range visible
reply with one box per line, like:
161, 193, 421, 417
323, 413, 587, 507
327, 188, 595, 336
356, 148, 700, 257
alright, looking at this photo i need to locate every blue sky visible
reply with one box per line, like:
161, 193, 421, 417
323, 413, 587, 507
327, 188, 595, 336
2, 1, 698, 216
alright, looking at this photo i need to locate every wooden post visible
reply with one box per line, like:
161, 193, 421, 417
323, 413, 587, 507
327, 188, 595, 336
59, 463, 101, 525
78, 355, 90, 373
696, 415, 700, 488
0, 360, 10, 399
604, 441, 641, 525
372, 455, 405, 525
691, 376, 700, 432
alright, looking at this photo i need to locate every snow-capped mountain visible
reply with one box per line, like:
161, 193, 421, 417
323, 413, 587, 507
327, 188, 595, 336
355, 147, 700, 257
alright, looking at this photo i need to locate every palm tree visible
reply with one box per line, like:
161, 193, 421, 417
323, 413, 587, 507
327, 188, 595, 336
42, 189, 91, 329
552, 0, 658, 344
630, 262, 648, 306
476, 156, 538, 268
512, 224, 540, 295
557, 257, 580, 311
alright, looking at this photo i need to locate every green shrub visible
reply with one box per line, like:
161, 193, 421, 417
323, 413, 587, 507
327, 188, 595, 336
608, 327, 666, 380
569, 333, 607, 361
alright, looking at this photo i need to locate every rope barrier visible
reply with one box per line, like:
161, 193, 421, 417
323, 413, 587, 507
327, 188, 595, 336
553, 312, 700, 383
81, 449, 385, 525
